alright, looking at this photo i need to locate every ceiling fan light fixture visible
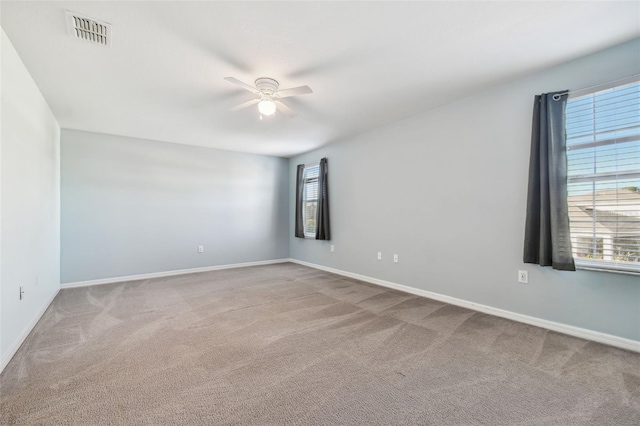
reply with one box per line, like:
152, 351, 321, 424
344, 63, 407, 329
258, 99, 276, 116
225, 76, 311, 118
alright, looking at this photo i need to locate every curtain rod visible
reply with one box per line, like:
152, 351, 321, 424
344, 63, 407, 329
568, 74, 639, 99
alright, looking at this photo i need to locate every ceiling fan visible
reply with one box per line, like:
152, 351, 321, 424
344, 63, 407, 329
224, 77, 313, 118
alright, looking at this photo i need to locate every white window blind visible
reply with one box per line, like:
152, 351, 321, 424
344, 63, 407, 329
566, 79, 640, 274
302, 165, 319, 238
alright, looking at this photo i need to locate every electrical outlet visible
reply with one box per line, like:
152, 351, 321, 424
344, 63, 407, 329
518, 270, 528, 283
393, 254, 399, 263
19, 286, 24, 300
330, 245, 335, 252
198, 245, 204, 253
377, 252, 382, 260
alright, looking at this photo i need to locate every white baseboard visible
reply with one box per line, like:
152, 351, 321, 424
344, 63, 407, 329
1, 287, 60, 374
60, 258, 291, 289
289, 259, 640, 353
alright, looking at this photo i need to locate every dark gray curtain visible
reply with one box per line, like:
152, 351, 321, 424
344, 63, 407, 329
523, 91, 575, 271
294, 164, 305, 238
315, 158, 331, 240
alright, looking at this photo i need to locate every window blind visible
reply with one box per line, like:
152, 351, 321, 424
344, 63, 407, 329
566, 80, 640, 274
302, 165, 319, 238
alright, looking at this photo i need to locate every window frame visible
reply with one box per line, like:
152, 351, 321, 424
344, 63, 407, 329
565, 76, 640, 275
302, 164, 320, 239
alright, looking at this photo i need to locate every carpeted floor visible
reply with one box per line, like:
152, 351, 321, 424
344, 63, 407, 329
1, 263, 639, 425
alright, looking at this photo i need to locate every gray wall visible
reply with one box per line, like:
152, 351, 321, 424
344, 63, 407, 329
61, 130, 289, 283
1, 29, 60, 369
289, 38, 640, 341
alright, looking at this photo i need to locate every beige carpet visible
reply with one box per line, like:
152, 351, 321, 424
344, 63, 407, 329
1, 263, 639, 425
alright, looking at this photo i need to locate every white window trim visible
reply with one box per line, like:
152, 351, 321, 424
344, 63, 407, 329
566, 75, 640, 276
574, 258, 640, 275
302, 164, 320, 239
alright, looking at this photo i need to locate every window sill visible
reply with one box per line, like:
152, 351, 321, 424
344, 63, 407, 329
575, 260, 640, 276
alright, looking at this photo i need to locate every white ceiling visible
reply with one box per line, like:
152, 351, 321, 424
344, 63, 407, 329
2, 1, 639, 157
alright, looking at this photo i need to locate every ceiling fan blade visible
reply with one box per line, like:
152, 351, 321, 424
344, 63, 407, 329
224, 77, 260, 94
230, 98, 260, 112
275, 85, 313, 98
275, 100, 297, 118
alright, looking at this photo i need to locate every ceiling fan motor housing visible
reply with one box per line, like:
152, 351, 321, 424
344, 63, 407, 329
255, 77, 279, 94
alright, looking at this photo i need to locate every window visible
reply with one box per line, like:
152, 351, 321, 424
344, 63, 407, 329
566, 79, 640, 274
302, 165, 319, 238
